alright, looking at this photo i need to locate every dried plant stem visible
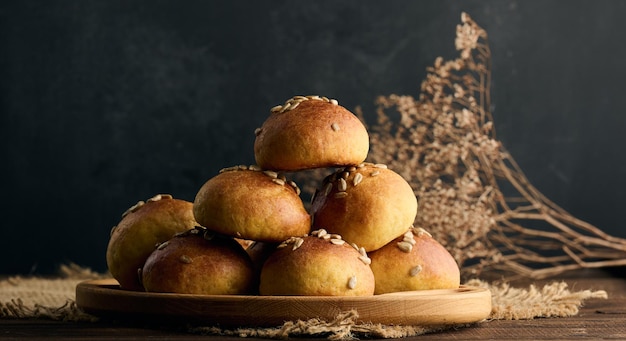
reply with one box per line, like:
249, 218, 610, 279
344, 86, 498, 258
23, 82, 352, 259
364, 12, 626, 279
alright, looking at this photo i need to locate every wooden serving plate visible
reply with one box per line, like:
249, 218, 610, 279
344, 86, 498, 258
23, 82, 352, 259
76, 279, 491, 327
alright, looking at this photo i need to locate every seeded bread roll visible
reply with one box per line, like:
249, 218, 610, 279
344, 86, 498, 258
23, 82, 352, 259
254, 95, 369, 171
369, 227, 461, 294
141, 227, 256, 295
259, 230, 375, 296
106, 194, 198, 291
310, 163, 418, 252
193, 165, 311, 242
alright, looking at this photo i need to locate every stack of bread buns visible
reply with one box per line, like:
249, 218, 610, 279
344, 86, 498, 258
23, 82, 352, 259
105, 95, 460, 295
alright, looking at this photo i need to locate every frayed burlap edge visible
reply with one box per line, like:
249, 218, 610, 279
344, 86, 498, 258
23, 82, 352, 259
189, 310, 464, 340
0, 263, 105, 322
186, 278, 608, 339
0, 264, 608, 339
0, 298, 97, 322
466, 279, 608, 320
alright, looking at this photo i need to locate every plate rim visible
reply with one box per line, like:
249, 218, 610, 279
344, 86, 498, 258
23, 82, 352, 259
76, 278, 492, 327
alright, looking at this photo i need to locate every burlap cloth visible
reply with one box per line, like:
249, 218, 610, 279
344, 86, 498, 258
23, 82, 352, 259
0, 263, 608, 339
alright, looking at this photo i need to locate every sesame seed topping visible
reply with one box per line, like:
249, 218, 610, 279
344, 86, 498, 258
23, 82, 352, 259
334, 192, 348, 199
353, 173, 363, 186
397, 241, 413, 253
312, 229, 327, 238
330, 238, 345, 245
358, 255, 372, 265
404, 236, 417, 245
281, 102, 292, 113
179, 255, 193, 264
263, 170, 278, 178
272, 178, 286, 186
122, 200, 145, 218
288, 180, 301, 195
331, 122, 340, 131
414, 227, 433, 238
337, 178, 347, 192
157, 241, 169, 250
410, 265, 423, 277
348, 276, 357, 289
293, 237, 304, 250
270, 95, 340, 114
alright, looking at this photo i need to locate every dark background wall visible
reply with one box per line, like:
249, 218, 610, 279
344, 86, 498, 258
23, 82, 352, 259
2, 0, 626, 275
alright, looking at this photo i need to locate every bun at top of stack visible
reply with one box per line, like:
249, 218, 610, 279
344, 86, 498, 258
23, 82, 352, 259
254, 95, 369, 171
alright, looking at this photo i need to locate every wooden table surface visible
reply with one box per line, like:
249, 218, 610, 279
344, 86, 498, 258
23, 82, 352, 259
2, 269, 625, 340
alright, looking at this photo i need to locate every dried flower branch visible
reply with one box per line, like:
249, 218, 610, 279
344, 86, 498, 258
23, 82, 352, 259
362, 12, 626, 279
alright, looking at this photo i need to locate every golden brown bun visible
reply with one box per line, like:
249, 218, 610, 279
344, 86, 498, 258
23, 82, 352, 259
259, 230, 375, 296
106, 194, 198, 291
141, 227, 256, 295
193, 165, 311, 242
369, 227, 460, 294
254, 96, 369, 171
310, 163, 418, 252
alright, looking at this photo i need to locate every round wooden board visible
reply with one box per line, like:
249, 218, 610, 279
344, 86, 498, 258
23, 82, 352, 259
76, 279, 491, 327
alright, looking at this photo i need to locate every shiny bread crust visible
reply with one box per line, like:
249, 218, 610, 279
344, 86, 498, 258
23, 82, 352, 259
259, 231, 375, 296
311, 163, 418, 252
193, 166, 311, 242
141, 227, 256, 295
254, 96, 369, 171
106, 195, 198, 291
369, 227, 461, 294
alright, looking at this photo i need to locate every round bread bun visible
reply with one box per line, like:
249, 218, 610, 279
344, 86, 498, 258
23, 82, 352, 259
254, 95, 369, 171
193, 165, 311, 242
141, 227, 256, 295
259, 229, 375, 296
310, 163, 418, 252
368, 227, 460, 294
106, 194, 198, 291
